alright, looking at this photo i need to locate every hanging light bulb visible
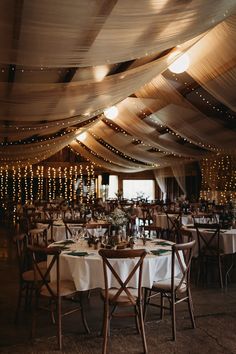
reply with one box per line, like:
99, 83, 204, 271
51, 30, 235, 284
77, 132, 87, 142
168, 51, 190, 74
104, 106, 119, 119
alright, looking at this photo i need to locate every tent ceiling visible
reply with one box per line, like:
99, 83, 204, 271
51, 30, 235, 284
0, 0, 236, 170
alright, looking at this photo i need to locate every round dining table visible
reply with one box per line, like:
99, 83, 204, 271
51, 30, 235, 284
49, 239, 183, 291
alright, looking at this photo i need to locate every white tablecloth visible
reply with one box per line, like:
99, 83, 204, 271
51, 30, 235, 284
183, 227, 236, 256
49, 239, 183, 291
37, 222, 110, 242
153, 214, 191, 229
37, 223, 80, 242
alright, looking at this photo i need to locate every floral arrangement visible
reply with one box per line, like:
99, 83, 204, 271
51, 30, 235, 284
107, 207, 128, 227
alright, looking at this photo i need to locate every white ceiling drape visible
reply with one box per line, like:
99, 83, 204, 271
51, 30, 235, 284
0, 1, 236, 168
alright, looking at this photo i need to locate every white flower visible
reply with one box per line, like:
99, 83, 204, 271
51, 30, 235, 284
108, 207, 128, 226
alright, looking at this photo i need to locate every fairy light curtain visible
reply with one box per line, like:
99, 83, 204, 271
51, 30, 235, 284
0, 165, 96, 209
200, 155, 236, 203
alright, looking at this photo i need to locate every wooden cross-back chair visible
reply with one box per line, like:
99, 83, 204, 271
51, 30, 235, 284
98, 248, 148, 354
29, 245, 90, 350
194, 223, 224, 288
142, 225, 162, 238
192, 213, 217, 224
86, 223, 111, 239
165, 212, 182, 243
139, 207, 153, 227
63, 220, 85, 239
144, 240, 196, 341
14, 233, 47, 323
178, 228, 193, 244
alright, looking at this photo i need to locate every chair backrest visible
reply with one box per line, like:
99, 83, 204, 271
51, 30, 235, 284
28, 245, 61, 297
19, 217, 30, 234
98, 249, 147, 305
192, 213, 216, 224
165, 212, 182, 231
86, 223, 111, 238
194, 223, 220, 255
171, 240, 196, 293
178, 228, 193, 244
143, 225, 160, 238
15, 233, 32, 277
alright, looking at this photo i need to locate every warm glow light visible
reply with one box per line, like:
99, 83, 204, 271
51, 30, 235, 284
77, 132, 87, 142
168, 51, 190, 74
104, 106, 119, 119
93, 65, 109, 82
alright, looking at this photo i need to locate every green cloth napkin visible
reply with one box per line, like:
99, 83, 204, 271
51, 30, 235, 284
50, 244, 70, 250
155, 241, 171, 246
66, 251, 89, 257
150, 249, 170, 256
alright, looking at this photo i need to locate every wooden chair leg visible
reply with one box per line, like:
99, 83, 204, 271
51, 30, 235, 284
138, 302, 148, 354
135, 306, 141, 334
187, 290, 196, 329
102, 301, 109, 354
143, 288, 150, 320
160, 293, 164, 319
218, 256, 224, 288
30, 290, 38, 342
171, 293, 176, 341
81, 306, 90, 334
57, 297, 62, 350
15, 283, 24, 324
25, 284, 30, 310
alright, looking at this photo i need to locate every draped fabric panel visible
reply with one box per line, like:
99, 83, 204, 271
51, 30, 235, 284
187, 15, 236, 111
0, 0, 234, 67
153, 169, 167, 200
0, 1, 236, 169
171, 164, 187, 197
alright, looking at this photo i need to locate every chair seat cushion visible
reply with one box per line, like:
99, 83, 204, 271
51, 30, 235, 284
152, 278, 187, 294
101, 288, 138, 304
22, 261, 47, 281
40, 280, 77, 297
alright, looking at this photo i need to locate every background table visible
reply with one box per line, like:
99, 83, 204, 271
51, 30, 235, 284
182, 226, 236, 256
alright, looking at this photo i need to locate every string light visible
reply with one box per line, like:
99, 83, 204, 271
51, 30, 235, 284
48, 167, 52, 201
12, 166, 16, 203
52, 168, 56, 200
29, 165, 33, 204
73, 165, 78, 201
0, 166, 3, 204
200, 155, 236, 204
58, 167, 62, 198
24, 166, 28, 203
64, 167, 68, 200
90, 164, 95, 204
79, 165, 83, 203
69, 166, 73, 202
40, 166, 44, 200
86, 165, 91, 204
17, 167, 22, 203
